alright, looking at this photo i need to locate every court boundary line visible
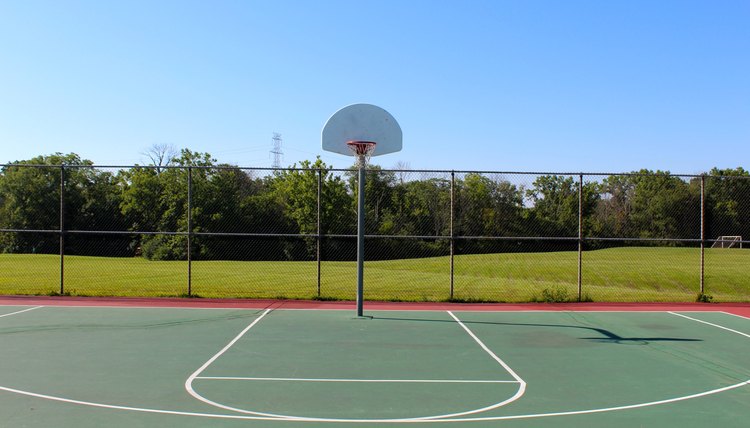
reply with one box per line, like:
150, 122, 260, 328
0, 306, 42, 318
722, 311, 750, 321
1, 296, 748, 318
4, 302, 746, 314
0, 309, 748, 423
420, 379, 750, 422
2, 379, 748, 423
669, 312, 750, 338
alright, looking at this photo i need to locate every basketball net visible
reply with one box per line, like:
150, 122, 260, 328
346, 141, 376, 168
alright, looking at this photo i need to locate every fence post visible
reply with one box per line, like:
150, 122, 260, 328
577, 174, 583, 302
187, 166, 192, 296
700, 174, 705, 295
450, 170, 455, 300
59, 164, 65, 295
317, 168, 322, 297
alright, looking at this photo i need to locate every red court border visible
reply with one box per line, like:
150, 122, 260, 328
1, 295, 749, 318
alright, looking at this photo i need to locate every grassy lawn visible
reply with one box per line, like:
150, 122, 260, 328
1, 247, 748, 302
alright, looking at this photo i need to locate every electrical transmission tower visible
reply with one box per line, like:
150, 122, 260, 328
270, 132, 283, 168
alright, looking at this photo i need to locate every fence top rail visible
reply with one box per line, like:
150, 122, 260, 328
1, 228, 724, 243
4, 163, 747, 179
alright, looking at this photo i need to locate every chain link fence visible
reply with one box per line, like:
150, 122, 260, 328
1, 163, 748, 302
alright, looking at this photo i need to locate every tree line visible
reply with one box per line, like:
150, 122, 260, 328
1, 151, 748, 261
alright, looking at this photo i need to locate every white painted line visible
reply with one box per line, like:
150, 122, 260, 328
0, 304, 279, 312
447, 311, 526, 385
424, 311, 527, 420
436, 379, 750, 422
721, 311, 750, 321
669, 312, 750, 339
2, 309, 748, 423
0, 306, 42, 318
0, 384, 284, 422
0, 304, 735, 314
184, 309, 528, 422
3, 379, 748, 423
195, 376, 519, 384
183, 309, 289, 419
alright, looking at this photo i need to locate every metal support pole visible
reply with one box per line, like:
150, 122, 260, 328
187, 166, 193, 296
700, 175, 705, 295
356, 162, 366, 316
317, 168, 322, 297
577, 174, 583, 302
59, 165, 65, 295
450, 171, 455, 300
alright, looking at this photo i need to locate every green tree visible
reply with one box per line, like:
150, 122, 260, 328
704, 167, 750, 240
119, 149, 216, 260
190, 165, 295, 260
118, 166, 162, 233
594, 170, 697, 241
626, 170, 695, 240
0, 153, 120, 254
593, 174, 635, 237
456, 173, 524, 237
526, 175, 598, 237
398, 177, 452, 237
272, 158, 351, 258
346, 165, 399, 234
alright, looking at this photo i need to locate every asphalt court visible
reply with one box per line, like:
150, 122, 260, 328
0, 305, 748, 427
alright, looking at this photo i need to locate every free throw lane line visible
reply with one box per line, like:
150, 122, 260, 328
184, 309, 527, 422
196, 376, 519, 383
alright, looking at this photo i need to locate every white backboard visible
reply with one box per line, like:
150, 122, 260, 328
322, 103, 402, 156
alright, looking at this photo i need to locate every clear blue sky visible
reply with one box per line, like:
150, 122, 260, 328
1, 0, 748, 173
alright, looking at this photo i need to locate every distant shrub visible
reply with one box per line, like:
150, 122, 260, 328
141, 235, 187, 261
535, 287, 571, 303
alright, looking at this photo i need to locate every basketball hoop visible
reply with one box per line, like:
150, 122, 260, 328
346, 140, 376, 167
322, 104, 401, 317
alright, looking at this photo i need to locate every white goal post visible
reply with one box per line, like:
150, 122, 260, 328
711, 236, 743, 249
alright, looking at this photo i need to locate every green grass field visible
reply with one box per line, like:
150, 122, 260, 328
1, 247, 748, 302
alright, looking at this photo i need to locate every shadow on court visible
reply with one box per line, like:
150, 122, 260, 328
370, 315, 703, 345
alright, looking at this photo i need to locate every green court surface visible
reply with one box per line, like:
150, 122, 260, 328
0, 306, 748, 427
